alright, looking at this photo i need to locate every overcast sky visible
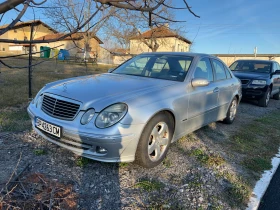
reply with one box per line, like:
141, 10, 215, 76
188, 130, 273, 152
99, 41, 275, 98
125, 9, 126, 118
2, 0, 280, 54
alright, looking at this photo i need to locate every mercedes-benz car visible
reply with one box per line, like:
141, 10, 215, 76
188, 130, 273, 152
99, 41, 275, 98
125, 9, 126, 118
229, 59, 280, 107
28, 53, 242, 168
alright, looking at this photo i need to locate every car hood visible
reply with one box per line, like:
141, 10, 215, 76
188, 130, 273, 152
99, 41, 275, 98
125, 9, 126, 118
44, 73, 176, 111
232, 71, 270, 80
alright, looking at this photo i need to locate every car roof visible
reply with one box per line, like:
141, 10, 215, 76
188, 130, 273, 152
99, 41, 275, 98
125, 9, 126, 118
140, 52, 217, 59
234, 59, 274, 63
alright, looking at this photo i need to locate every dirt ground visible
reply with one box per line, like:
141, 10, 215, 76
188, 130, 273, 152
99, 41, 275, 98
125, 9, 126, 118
0, 99, 280, 209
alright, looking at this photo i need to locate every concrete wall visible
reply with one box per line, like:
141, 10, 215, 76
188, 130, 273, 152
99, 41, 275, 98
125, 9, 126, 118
130, 37, 190, 54
216, 55, 280, 66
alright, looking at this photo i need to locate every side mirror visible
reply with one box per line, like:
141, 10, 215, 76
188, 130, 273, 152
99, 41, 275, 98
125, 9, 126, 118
107, 68, 114, 73
191, 78, 209, 87
273, 70, 280, 75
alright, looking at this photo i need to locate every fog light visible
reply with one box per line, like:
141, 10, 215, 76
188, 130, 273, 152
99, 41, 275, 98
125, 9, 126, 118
96, 146, 107, 154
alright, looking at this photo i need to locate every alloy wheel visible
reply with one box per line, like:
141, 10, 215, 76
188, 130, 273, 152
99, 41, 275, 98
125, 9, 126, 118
148, 122, 169, 162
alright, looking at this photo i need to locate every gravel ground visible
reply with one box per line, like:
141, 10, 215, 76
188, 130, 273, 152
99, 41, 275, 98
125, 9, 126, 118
1, 99, 280, 209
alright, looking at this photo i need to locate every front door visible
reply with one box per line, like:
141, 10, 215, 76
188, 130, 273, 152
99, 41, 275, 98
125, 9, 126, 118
187, 57, 219, 131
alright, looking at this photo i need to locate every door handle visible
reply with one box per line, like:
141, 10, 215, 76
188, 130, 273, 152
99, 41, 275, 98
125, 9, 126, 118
213, 87, 219, 93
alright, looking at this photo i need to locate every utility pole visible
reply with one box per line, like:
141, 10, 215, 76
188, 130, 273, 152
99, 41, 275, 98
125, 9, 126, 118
28, 23, 34, 99
254, 46, 257, 58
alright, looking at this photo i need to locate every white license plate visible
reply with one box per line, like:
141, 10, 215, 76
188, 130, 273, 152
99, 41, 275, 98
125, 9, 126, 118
36, 118, 61, 138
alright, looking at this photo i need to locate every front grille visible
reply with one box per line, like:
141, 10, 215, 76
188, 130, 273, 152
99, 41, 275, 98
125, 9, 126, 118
41, 95, 80, 120
241, 79, 250, 85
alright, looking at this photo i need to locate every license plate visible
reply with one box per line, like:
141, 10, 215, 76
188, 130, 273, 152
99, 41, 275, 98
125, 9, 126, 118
35, 118, 61, 138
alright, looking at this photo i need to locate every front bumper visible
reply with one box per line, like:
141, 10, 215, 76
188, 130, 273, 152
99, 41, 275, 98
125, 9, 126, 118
241, 85, 269, 100
27, 104, 144, 162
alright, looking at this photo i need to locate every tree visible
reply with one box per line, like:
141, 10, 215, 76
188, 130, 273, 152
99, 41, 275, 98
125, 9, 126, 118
102, 0, 191, 53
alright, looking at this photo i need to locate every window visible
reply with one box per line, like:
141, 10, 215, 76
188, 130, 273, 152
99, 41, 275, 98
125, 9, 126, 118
113, 54, 193, 82
212, 59, 227, 80
24, 36, 28, 41
194, 58, 214, 82
179, 60, 192, 72
229, 60, 272, 73
224, 65, 232, 78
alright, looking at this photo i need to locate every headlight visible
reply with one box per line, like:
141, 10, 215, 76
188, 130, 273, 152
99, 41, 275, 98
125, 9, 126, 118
36, 95, 43, 108
95, 103, 128, 128
81, 109, 95, 125
32, 87, 45, 104
251, 80, 266, 85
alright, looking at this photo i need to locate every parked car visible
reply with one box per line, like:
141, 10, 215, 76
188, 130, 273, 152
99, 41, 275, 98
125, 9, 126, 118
229, 60, 280, 107
28, 53, 242, 168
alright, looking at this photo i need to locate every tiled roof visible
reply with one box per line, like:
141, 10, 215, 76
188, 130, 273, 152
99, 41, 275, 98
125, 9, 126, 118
35, 32, 103, 44
0, 20, 58, 33
130, 26, 192, 44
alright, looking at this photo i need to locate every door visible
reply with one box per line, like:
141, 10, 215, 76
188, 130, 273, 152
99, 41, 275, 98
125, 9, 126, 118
272, 62, 280, 95
187, 57, 219, 130
211, 59, 234, 120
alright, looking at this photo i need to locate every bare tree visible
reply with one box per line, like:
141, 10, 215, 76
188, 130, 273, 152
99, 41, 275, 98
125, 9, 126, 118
103, 0, 192, 53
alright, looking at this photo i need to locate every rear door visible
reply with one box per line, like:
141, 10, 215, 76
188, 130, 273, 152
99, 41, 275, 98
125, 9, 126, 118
211, 59, 234, 120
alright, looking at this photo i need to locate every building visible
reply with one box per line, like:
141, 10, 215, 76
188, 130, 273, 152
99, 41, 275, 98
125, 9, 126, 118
0, 20, 103, 57
129, 26, 192, 54
35, 32, 103, 57
0, 20, 57, 53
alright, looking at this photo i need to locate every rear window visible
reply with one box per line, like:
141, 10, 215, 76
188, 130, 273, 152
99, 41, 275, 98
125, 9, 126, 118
229, 60, 272, 73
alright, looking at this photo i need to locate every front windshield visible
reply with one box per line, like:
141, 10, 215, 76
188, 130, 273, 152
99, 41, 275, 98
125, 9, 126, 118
112, 54, 193, 82
229, 60, 272, 73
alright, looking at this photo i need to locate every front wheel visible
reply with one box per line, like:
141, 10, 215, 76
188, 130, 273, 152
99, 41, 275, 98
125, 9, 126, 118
135, 113, 174, 168
258, 88, 271, 107
223, 97, 238, 124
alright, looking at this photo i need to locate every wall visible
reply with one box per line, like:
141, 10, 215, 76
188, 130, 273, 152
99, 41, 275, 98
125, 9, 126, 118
35, 38, 101, 57
130, 37, 190, 54
216, 55, 280, 66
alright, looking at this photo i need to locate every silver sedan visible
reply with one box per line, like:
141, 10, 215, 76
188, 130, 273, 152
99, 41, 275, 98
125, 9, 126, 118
28, 52, 242, 168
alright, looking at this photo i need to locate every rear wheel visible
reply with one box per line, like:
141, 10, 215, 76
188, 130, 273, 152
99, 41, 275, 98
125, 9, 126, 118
258, 88, 271, 107
135, 113, 174, 168
273, 89, 280, 100
223, 97, 238, 124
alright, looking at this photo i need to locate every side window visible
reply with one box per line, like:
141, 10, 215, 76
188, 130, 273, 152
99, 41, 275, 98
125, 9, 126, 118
273, 62, 280, 72
193, 58, 214, 82
212, 59, 227, 80
224, 65, 232, 78
277, 63, 280, 70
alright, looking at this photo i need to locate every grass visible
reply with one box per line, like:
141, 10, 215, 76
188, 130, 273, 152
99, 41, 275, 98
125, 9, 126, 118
135, 179, 164, 192
162, 157, 172, 168
75, 157, 95, 167
190, 148, 225, 167
229, 110, 280, 175
0, 108, 31, 132
33, 149, 47, 155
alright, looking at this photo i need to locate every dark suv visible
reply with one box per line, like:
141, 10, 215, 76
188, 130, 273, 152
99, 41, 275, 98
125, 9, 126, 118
229, 60, 280, 107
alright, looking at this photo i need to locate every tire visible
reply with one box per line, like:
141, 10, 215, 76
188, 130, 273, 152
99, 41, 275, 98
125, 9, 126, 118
135, 112, 174, 168
223, 97, 238, 124
273, 89, 280, 100
258, 88, 271, 107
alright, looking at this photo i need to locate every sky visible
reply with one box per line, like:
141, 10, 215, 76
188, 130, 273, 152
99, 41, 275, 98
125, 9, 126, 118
174, 0, 280, 54
1, 0, 280, 54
